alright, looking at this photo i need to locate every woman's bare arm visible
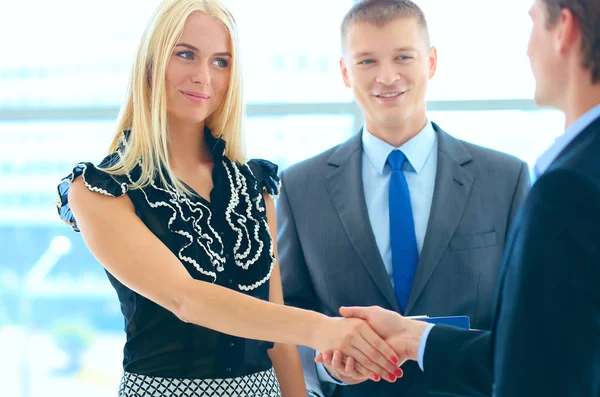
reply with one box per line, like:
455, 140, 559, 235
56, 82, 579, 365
68, 178, 399, 379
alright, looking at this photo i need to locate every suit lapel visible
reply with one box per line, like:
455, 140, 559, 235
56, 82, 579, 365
405, 125, 475, 314
325, 131, 401, 312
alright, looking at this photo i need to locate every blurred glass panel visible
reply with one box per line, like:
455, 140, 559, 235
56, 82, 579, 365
0, 0, 538, 107
227, 0, 354, 103
245, 114, 355, 170
428, 108, 564, 167
419, 0, 535, 101
0, 120, 115, 224
0, 119, 120, 397
0, 1, 158, 109
248, 108, 565, 172
0, 0, 354, 109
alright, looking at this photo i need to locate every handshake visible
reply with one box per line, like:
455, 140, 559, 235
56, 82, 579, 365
310, 306, 430, 385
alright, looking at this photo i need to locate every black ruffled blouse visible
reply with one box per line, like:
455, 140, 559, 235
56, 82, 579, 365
56, 128, 281, 379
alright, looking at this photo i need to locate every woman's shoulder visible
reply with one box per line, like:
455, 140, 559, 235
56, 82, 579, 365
244, 158, 281, 199
56, 153, 132, 232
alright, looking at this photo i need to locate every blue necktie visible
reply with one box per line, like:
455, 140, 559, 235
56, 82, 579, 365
388, 150, 418, 313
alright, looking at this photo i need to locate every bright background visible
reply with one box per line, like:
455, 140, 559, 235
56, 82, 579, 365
0, 0, 563, 395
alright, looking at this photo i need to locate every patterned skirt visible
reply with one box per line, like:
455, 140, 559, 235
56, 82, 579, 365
118, 368, 281, 397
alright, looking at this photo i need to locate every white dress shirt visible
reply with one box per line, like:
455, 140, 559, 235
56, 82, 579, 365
317, 121, 438, 383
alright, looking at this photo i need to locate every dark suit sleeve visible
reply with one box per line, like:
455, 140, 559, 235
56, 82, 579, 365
494, 169, 600, 397
506, 161, 531, 233
423, 326, 493, 397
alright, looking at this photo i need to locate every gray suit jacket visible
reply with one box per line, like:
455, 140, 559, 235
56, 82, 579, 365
276, 123, 530, 397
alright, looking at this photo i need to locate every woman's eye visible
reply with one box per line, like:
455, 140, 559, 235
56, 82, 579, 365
213, 58, 229, 67
177, 51, 194, 60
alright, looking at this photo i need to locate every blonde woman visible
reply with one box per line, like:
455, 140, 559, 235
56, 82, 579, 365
55, 0, 401, 395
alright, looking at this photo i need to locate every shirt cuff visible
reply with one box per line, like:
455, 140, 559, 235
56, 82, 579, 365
417, 324, 435, 371
315, 351, 347, 385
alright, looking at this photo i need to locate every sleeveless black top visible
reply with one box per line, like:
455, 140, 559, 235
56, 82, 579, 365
56, 128, 281, 379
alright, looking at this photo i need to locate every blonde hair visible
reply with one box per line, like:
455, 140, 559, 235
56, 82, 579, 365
103, 0, 245, 195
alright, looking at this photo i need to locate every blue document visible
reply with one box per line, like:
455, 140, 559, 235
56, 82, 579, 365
416, 315, 470, 329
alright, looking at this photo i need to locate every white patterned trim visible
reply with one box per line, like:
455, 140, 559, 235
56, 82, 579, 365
238, 216, 276, 292
254, 194, 265, 213
233, 163, 277, 292
126, 173, 220, 282
57, 163, 130, 230
224, 162, 252, 265
122, 162, 273, 291
151, 180, 227, 272
119, 367, 281, 397
267, 179, 282, 200
225, 162, 265, 270
59, 163, 129, 198
59, 157, 275, 291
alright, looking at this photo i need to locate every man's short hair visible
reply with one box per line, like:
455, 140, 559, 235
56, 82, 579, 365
542, 0, 599, 83
341, 0, 430, 49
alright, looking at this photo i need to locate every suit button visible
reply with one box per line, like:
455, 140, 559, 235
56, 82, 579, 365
228, 279, 233, 285
225, 253, 231, 260
229, 342, 235, 348
226, 367, 232, 373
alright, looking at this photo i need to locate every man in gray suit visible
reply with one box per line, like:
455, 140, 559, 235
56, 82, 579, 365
277, 1, 530, 396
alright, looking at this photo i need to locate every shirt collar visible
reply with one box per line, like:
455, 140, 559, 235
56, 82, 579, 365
362, 121, 436, 175
534, 103, 600, 177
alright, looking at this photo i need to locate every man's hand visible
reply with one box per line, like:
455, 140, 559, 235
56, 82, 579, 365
315, 306, 429, 377
339, 306, 429, 364
310, 316, 401, 382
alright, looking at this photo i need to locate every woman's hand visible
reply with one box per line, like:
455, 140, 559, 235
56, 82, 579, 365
311, 316, 401, 382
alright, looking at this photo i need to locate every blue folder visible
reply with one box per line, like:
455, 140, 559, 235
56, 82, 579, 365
417, 315, 470, 329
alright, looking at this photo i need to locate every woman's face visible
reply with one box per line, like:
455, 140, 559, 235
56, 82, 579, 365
165, 12, 232, 127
